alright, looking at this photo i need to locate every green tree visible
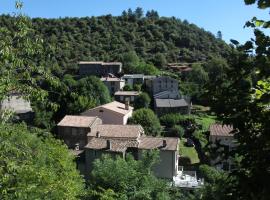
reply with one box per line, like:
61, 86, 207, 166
88, 152, 171, 200
129, 108, 161, 136
0, 123, 85, 199
204, 1, 270, 199
134, 92, 151, 109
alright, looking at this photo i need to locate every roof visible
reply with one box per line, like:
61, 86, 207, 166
153, 90, 180, 99
85, 138, 139, 152
138, 136, 179, 151
83, 101, 133, 116
88, 124, 143, 139
100, 77, 124, 82
114, 91, 140, 96
122, 74, 144, 79
209, 124, 234, 137
57, 115, 98, 127
78, 61, 122, 66
155, 98, 188, 108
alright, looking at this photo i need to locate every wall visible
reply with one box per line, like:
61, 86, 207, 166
58, 126, 90, 149
138, 149, 178, 179
82, 108, 130, 125
152, 77, 179, 95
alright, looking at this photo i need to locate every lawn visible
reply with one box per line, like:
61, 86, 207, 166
179, 138, 200, 164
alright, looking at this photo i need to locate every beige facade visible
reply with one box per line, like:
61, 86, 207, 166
101, 77, 125, 95
148, 76, 179, 95
81, 101, 133, 125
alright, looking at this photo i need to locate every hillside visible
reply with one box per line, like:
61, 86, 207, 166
0, 9, 230, 74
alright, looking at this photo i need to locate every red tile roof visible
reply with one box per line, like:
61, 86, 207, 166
138, 136, 179, 151
57, 115, 98, 127
209, 124, 234, 137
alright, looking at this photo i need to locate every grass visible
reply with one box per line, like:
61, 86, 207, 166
179, 138, 200, 164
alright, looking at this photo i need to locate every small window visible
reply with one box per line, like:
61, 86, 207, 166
99, 109, 104, 113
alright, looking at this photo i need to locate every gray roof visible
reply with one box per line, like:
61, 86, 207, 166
122, 74, 144, 79
155, 98, 189, 108
114, 91, 140, 96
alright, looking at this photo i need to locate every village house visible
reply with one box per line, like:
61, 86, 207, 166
100, 77, 125, 95
79, 61, 122, 77
81, 101, 133, 125
0, 92, 34, 121
114, 91, 141, 103
209, 124, 237, 171
146, 76, 179, 95
57, 115, 180, 180
154, 98, 191, 116
122, 74, 144, 87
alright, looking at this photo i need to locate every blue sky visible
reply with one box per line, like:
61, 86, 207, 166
0, 0, 269, 44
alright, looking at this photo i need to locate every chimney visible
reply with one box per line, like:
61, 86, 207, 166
96, 131, 100, 138
125, 99, 130, 110
162, 140, 167, 148
75, 143, 80, 151
107, 140, 112, 150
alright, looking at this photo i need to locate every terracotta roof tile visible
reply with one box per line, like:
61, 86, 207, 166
57, 115, 98, 127
138, 136, 179, 151
209, 124, 234, 137
88, 124, 143, 138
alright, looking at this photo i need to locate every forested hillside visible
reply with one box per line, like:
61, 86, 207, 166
0, 8, 230, 74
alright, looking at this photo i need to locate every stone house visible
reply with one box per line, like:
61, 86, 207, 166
146, 76, 179, 95
81, 101, 133, 125
79, 61, 122, 77
57, 115, 180, 180
100, 77, 125, 95
209, 124, 237, 171
114, 91, 141, 103
57, 115, 102, 149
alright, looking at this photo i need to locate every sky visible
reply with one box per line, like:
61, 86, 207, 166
0, 0, 269, 44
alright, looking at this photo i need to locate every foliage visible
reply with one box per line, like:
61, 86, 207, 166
88, 152, 172, 200
0, 8, 230, 75
166, 125, 184, 138
160, 113, 195, 128
179, 139, 199, 164
134, 92, 151, 109
203, 1, 270, 199
123, 84, 133, 91
0, 1, 59, 110
129, 108, 161, 136
0, 123, 85, 199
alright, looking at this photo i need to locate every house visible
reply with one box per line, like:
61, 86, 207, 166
122, 74, 144, 87
209, 124, 237, 171
101, 77, 125, 95
57, 115, 102, 149
81, 101, 133, 125
57, 115, 201, 183
79, 61, 122, 77
0, 92, 34, 121
154, 98, 191, 116
146, 76, 179, 95
114, 91, 141, 103
84, 124, 179, 179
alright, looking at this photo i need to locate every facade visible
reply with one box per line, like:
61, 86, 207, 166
100, 77, 125, 95
81, 101, 133, 125
147, 76, 179, 95
154, 98, 191, 116
114, 91, 141, 103
79, 61, 122, 77
57, 115, 102, 149
0, 93, 34, 121
209, 124, 237, 171
122, 74, 144, 87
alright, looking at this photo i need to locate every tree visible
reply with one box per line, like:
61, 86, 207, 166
88, 152, 171, 200
134, 7, 144, 19
204, 1, 270, 199
216, 31, 222, 40
129, 108, 161, 136
134, 92, 151, 109
187, 63, 209, 85
0, 123, 85, 199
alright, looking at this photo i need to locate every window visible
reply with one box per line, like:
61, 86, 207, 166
99, 109, 104, 113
